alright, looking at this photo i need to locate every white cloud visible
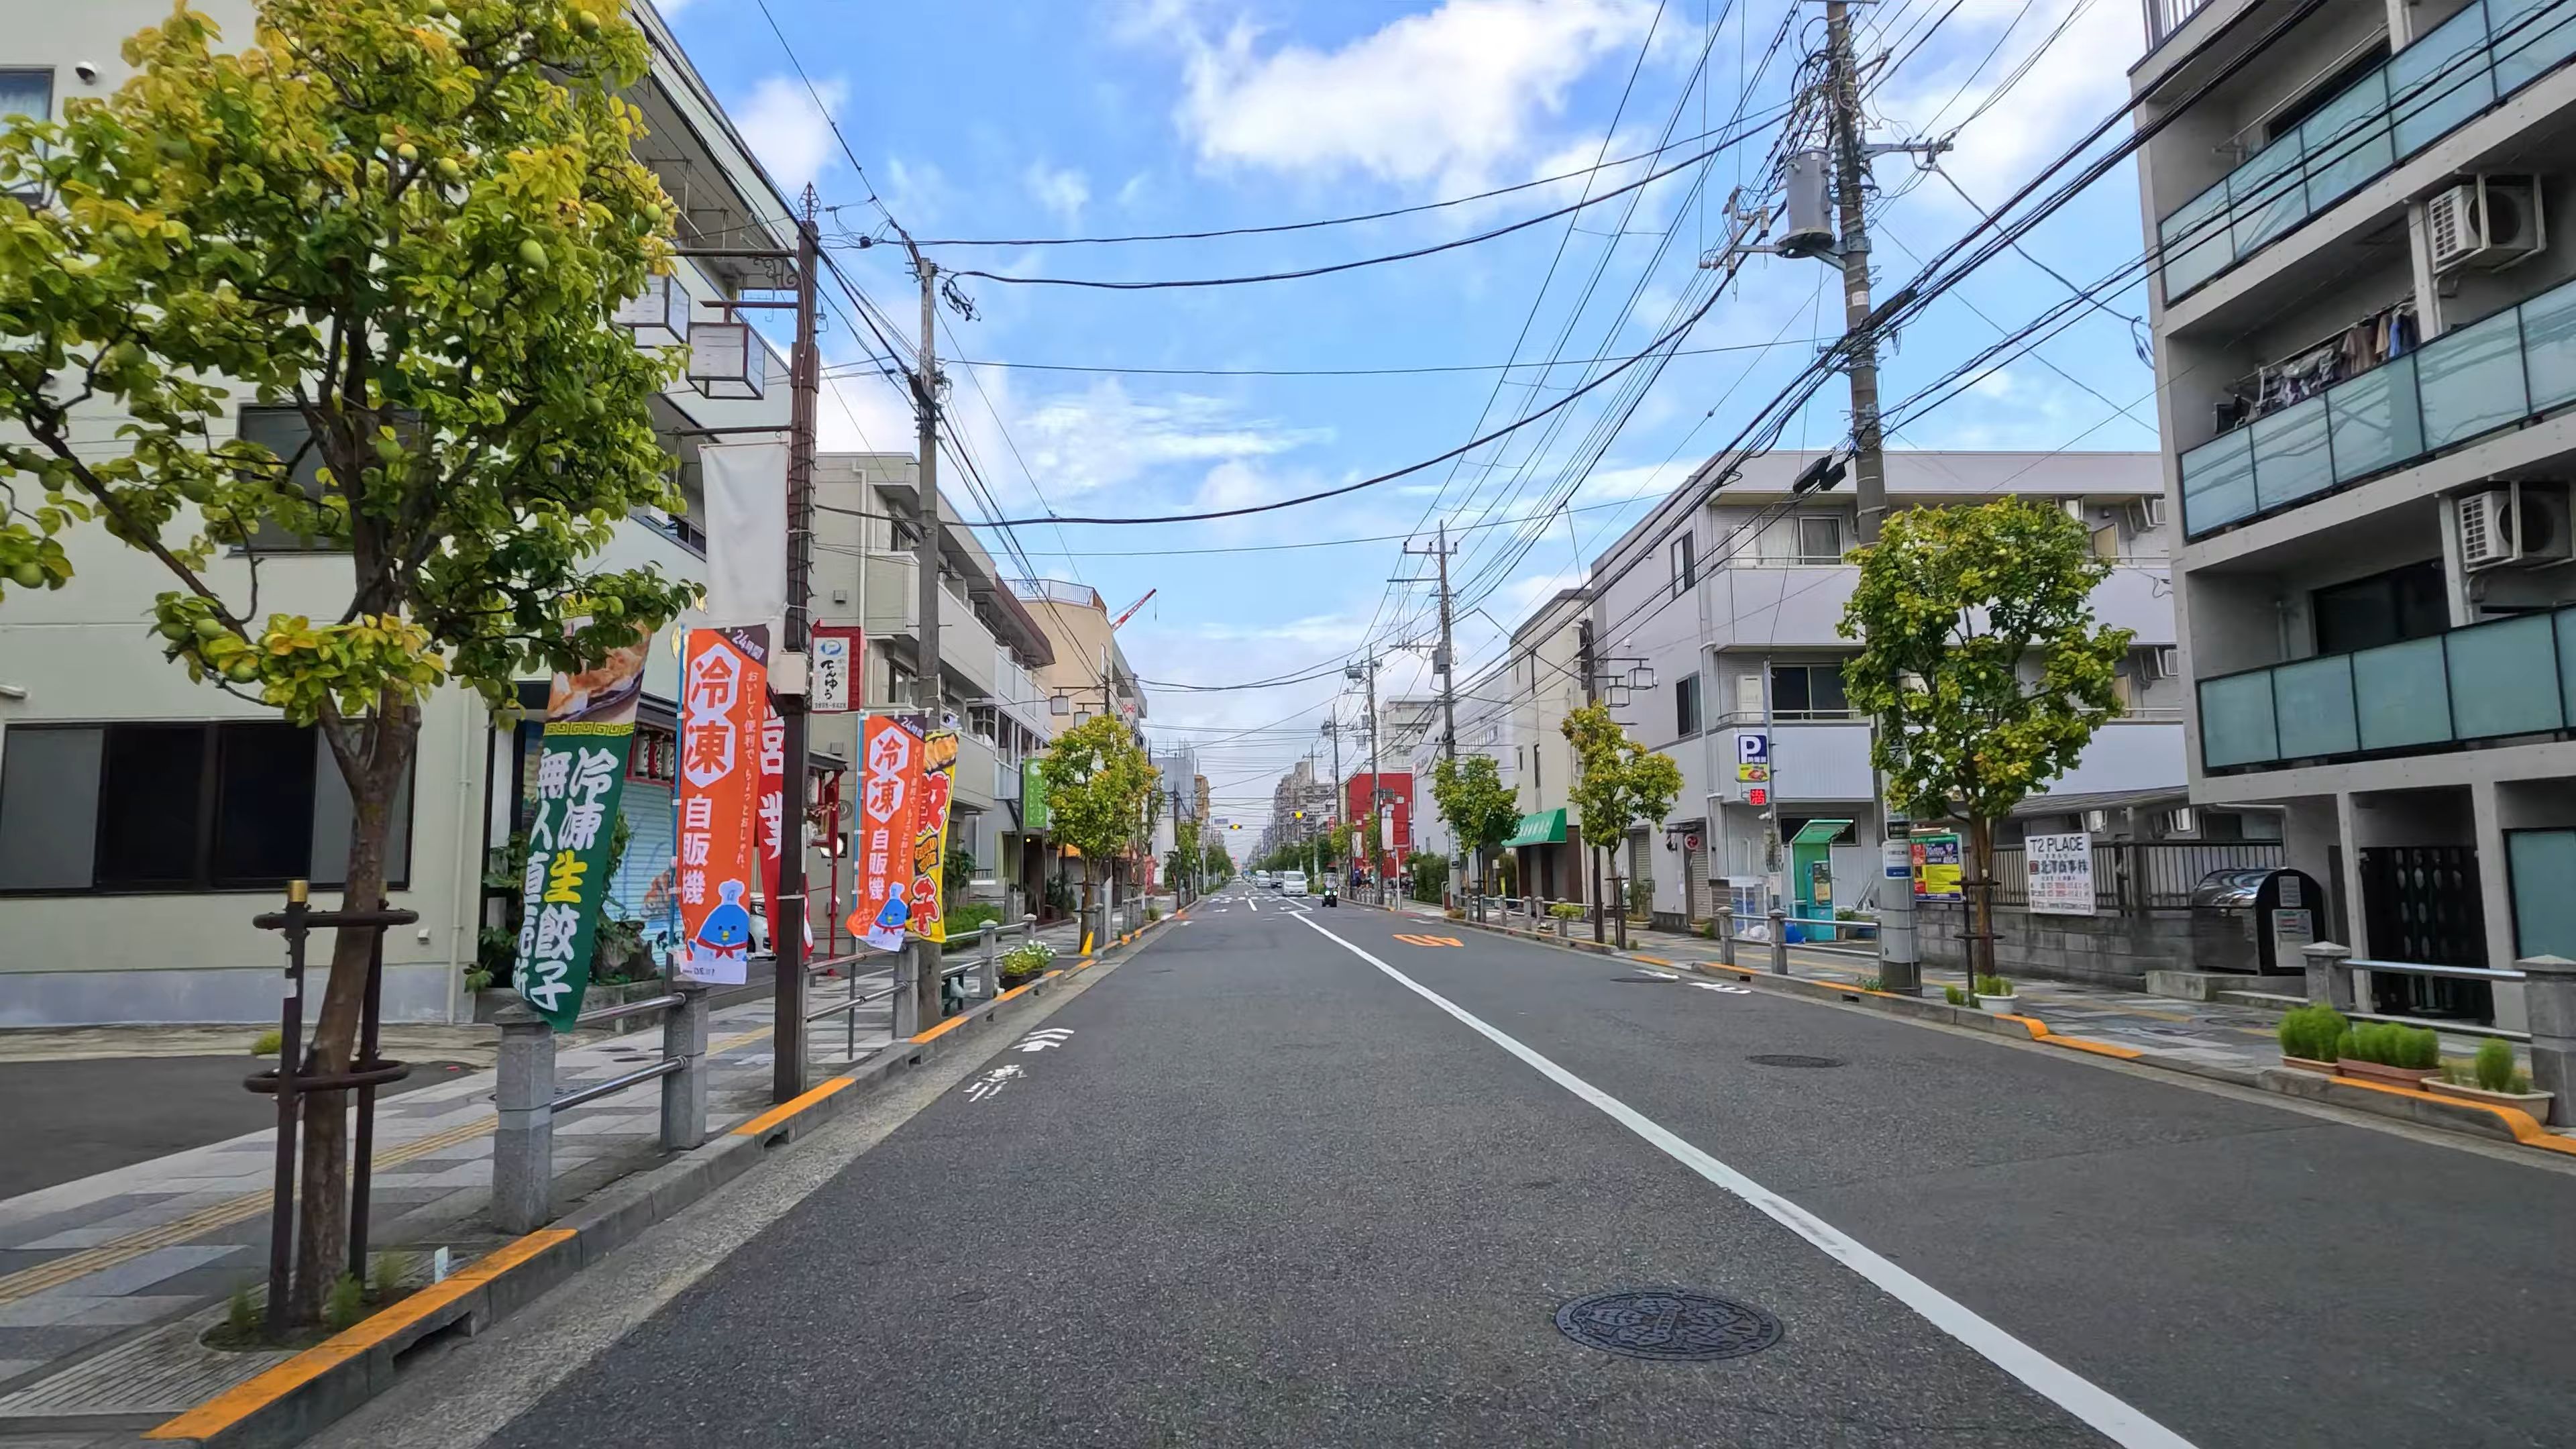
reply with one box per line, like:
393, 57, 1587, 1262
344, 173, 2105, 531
1015, 379, 1332, 497
1158, 0, 1661, 194
1872, 0, 2139, 204
1024, 162, 1092, 228
735, 74, 849, 195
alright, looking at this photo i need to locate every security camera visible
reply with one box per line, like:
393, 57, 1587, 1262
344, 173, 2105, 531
74, 62, 100, 83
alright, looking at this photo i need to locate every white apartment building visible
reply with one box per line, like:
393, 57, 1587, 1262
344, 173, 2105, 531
0, 3, 802, 1023
1585, 450, 2186, 928
2139, 0, 2576, 1004
810, 454, 1057, 920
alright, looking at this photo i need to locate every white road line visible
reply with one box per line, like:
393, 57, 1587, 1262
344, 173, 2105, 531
1290, 913, 2196, 1449
1248, 898, 1260, 912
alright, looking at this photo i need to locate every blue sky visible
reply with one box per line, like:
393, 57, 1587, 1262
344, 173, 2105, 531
659, 0, 2157, 829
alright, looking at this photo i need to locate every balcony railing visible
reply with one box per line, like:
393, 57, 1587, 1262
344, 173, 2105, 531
2198, 604, 2576, 771
2147, 0, 2216, 48
2180, 271, 2576, 538
2157, 0, 2576, 305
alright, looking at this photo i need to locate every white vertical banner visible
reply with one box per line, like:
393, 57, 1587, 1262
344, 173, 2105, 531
702, 440, 788, 626
2025, 832, 2096, 916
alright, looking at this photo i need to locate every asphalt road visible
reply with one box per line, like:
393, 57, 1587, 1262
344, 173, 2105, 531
426, 888, 2576, 1448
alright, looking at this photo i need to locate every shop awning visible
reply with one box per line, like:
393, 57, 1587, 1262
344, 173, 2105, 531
1502, 808, 1568, 847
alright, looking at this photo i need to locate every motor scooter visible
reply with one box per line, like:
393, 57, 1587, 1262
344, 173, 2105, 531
1320, 879, 1340, 908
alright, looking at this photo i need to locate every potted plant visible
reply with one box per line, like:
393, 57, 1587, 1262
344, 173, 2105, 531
1548, 900, 1585, 938
2428, 1038, 2555, 1114
2334, 1021, 2441, 1087
2274, 1004, 2347, 1073
1974, 975, 2019, 1014
998, 938, 1055, 989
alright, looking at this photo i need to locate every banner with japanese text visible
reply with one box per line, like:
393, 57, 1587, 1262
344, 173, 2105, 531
810, 625, 861, 712
513, 628, 652, 1031
847, 712, 926, 953
678, 627, 769, 985
910, 729, 959, 943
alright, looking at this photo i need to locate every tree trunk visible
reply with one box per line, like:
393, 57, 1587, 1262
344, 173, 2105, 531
289, 702, 415, 1324
1590, 843, 1605, 944
1966, 814, 1998, 987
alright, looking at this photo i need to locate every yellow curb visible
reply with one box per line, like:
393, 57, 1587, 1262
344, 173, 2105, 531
144, 1228, 578, 1442
1629, 955, 1675, 967
2318, 1073, 2576, 1156
730, 1075, 857, 1135
1993, 1014, 2145, 1059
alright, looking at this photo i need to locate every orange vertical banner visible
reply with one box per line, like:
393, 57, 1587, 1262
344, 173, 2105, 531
677, 627, 769, 985
847, 712, 927, 953
909, 729, 959, 944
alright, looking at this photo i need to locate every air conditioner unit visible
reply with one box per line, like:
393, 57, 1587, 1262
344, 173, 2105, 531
2458, 482, 2572, 570
2063, 498, 2088, 521
2427, 176, 2544, 273
2084, 809, 2111, 833
2165, 807, 2197, 835
2146, 646, 2181, 680
2129, 496, 2167, 532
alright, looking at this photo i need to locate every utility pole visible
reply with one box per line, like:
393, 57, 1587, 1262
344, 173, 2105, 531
1322, 715, 1343, 883
1405, 523, 1460, 908
771, 194, 821, 1104
904, 246, 945, 1032
1364, 653, 1381, 888
1824, 0, 1887, 545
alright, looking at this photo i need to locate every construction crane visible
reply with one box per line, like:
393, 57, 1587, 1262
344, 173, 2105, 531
1109, 588, 1157, 630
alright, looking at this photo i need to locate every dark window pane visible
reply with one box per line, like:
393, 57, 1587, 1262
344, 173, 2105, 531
1798, 516, 1841, 561
1813, 667, 1849, 714
96, 725, 205, 887
1772, 666, 1812, 714
238, 406, 340, 551
2314, 559, 2446, 654
212, 723, 313, 883
0, 726, 100, 890
1675, 674, 1701, 736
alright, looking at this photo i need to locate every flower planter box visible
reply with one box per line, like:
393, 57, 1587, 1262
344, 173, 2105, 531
2427, 1079, 2555, 1114
1978, 995, 2021, 1016
2278, 1055, 2337, 1074
2334, 1057, 2438, 1089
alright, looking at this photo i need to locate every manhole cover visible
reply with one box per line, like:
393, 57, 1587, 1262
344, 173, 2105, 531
1553, 1289, 1782, 1362
1746, 1054, 1843, 1068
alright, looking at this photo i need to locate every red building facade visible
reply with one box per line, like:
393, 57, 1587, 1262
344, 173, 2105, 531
1344, 771, 1413, 879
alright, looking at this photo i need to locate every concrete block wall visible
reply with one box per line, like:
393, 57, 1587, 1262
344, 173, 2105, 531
1914, 904, 2218, 987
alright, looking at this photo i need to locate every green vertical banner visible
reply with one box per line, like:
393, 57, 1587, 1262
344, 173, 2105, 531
514, 633, 650, 1030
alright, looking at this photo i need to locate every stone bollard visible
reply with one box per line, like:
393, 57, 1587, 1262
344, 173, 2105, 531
1768, 910, 1790, 975
661, 983, 709, 1152
1717, 908, 1735, 967
2301, 941, 2355, 1012
2518, 955, 2576, 1127
892, 945, 921, 1040
979, 921, 1000, 1000
492, 1005, 555, 1234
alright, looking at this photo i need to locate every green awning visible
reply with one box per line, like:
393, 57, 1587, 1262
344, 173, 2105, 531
1502, 808, 1568, 847
1790, 818, 1854, 845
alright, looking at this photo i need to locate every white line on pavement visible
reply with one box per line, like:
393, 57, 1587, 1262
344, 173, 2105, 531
1290, 913, 2197, 1449
1248, 898, 1260, 912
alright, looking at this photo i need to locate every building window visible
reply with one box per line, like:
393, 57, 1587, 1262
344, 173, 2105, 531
0, 722, 413, 894
0, 69, 50, 198
1796, 514, 1843, 564
237, 406, 343, 551
1674, 672, 1702, 737
2313, 559, 2447, 655
1770, 663, 1851, 718
1670, 533, 1696, 597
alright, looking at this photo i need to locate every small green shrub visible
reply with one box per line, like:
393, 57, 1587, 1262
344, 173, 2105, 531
2475, 1038, 2516, 1091
998, 938, 1056, 984
1975, 975, 2012, 998
368, 1250, 407, 1299
2339, 1022, 2438, 1069
323, 1274, 366, 1332
1943, 983, 1968, 1006
225, 1287, 257, 1338
1548, 902, 1585, 920
1146, 904, 1161, 922
2277, 1004, 2347, 1061
1855, 975, 1886, 992
2401, 1024, 2440, 1070
250, 1028, 282, 1056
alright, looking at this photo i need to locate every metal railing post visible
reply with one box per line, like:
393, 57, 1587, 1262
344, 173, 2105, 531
2302, 941, 2355, 1012
661, 983, 709, 1151
979, 921, 1000, 1000
1768, 909, 1790, 975
492, 1006, 555, 1234
1717, 908, 1735, 967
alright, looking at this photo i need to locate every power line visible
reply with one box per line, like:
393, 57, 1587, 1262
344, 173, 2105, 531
814, 335, 1829, 382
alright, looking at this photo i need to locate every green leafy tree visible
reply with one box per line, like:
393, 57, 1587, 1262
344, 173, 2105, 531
1430, 754, 1517, 902
0, 0, 689, 1322
1562, 702, 1683, 948
1037, 716, 1159, 946
1838, 498, 2131, 978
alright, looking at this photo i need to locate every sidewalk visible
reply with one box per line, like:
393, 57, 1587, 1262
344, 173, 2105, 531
0, 969, 904, 1430
1385, 899, 2510, 1086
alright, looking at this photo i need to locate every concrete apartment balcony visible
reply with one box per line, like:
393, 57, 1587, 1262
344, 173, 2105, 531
1725, 714, 2187, 804
2199, 600, 2576, 773
861, 553, 1003, 698
1703, 560, 2174, 650
2156, 0, 2576, 333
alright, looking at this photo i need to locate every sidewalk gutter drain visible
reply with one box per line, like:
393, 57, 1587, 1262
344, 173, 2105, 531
1553, 1289, 1782, 1362
1746, 1054, 1843, 1068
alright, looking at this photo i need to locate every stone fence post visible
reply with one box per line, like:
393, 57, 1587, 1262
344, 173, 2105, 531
492, 1006, 553, 1235
2301, 941, 2355, 1012
2518, 955, 2576, 1128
